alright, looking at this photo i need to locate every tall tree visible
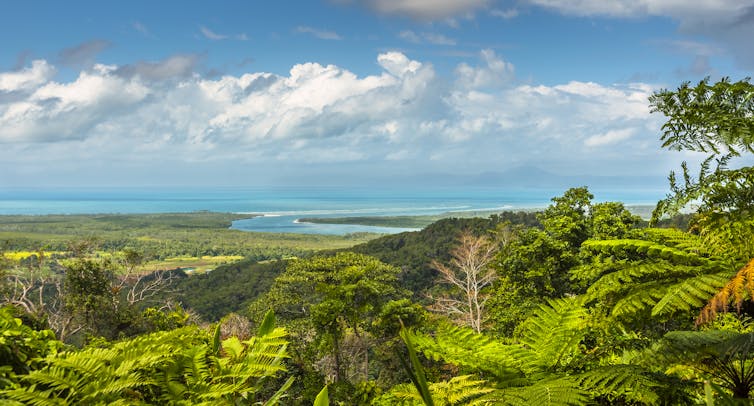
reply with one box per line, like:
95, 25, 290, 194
251, 252, 412, 388
429, 231, 501, 333
650, 77, 754, 322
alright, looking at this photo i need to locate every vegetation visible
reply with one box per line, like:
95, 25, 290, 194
0, 212, 377, 261
1, 77, 753, 404
297, 210, 524, 229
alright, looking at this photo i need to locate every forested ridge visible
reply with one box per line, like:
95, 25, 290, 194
2, 77, 754, 405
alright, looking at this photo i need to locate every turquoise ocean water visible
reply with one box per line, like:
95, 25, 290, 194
0, 186, 666, 235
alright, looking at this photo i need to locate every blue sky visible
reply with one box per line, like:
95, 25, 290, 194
0, 0, 752, 188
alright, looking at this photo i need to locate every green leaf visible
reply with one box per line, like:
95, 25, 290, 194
400, 327, 435, 406
313, 385, 329, 406
257, 309, 276, 337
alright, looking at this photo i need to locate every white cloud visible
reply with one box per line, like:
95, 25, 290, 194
524, 0, 754, 68
525, 0, 753, 20
377, 52, 423, 77
200, 26, 228, 40
455, 49, 514, 89
0, 51, 671, 185
398, 30, 456, 45
584, 128, 636, 146
1, 65, 149, 142
296, 26, 343, 40
365, 0, 489, 19
0, 60, 55, 92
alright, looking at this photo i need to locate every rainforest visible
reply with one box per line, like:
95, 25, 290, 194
1, 78, 753, 405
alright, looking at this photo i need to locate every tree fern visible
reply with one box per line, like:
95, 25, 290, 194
375, 375, 497, 406
575, 231, 740, 324
699, 258, 754, 324
2, 311, 293, 405
512, 297, 586, 375
501, 377, 588, 406
402, 298, 693, 404
408, 323, 522, 381
636, 330, 754, 399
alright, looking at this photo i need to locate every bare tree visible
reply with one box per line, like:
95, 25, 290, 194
1, 250, 83, 341
113, 248, 176, 306
430, 231, 502, 333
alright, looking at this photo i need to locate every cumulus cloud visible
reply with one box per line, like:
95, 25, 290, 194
0, 60, 56, 92
0, 51, 670, 184
295, 26, 343, 40
1, 64, 149, 142
455, 49, 514, 89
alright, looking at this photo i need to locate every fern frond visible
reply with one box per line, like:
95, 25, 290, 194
410, 324, 522, 381
575, 365, 662, 405
514, 298, 587, 374
610, 281, 669, 318
583, 261, 696, 303
501, 377, 588, 406
429, 375, 496, 405
699, 258, 754, 324
581, 239, 711, 266
652, 271, 734, 317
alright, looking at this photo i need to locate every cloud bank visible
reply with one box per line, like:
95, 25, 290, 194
0, 50, 671, 186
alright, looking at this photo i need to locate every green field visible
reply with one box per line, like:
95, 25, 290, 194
0, 212, 379, 268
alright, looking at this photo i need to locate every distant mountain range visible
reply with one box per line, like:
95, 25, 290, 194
407, 165, 666, 189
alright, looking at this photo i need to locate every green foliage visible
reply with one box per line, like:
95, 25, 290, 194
170, 259, 287, 321
63, 257, 120, 336
412, 299, 582, 378
0, 306, 62, 390
399, 326, 435, 406
249, 252, 415, 401
488, 188, 642, 336
0, 212, 376, 261
313, 385, 330, 406
649, 77, 754, 156
538, 187, 594, 248
349, 215, 537, 296
591, 202, 642, 240
405, 297, 688, 405
488, 228, 574, 334
1, 313, 293, 405
650, 78, 754, 257
376, 375, 496, 406
636, 330, 754, 399
573, 229, 739, 327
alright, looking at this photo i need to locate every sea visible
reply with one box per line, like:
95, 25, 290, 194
0, 186, 666, 235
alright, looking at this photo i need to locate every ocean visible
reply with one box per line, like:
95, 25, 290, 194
0, 186, 666, 235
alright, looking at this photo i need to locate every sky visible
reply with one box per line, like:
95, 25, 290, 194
0, 0, 752, 188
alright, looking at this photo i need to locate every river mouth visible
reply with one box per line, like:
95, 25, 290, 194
230, 214, 419, 235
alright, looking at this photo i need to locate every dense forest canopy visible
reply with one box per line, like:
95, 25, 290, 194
1, 77, 754, 404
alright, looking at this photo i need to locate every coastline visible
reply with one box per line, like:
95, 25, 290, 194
294, 204, 658, 229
